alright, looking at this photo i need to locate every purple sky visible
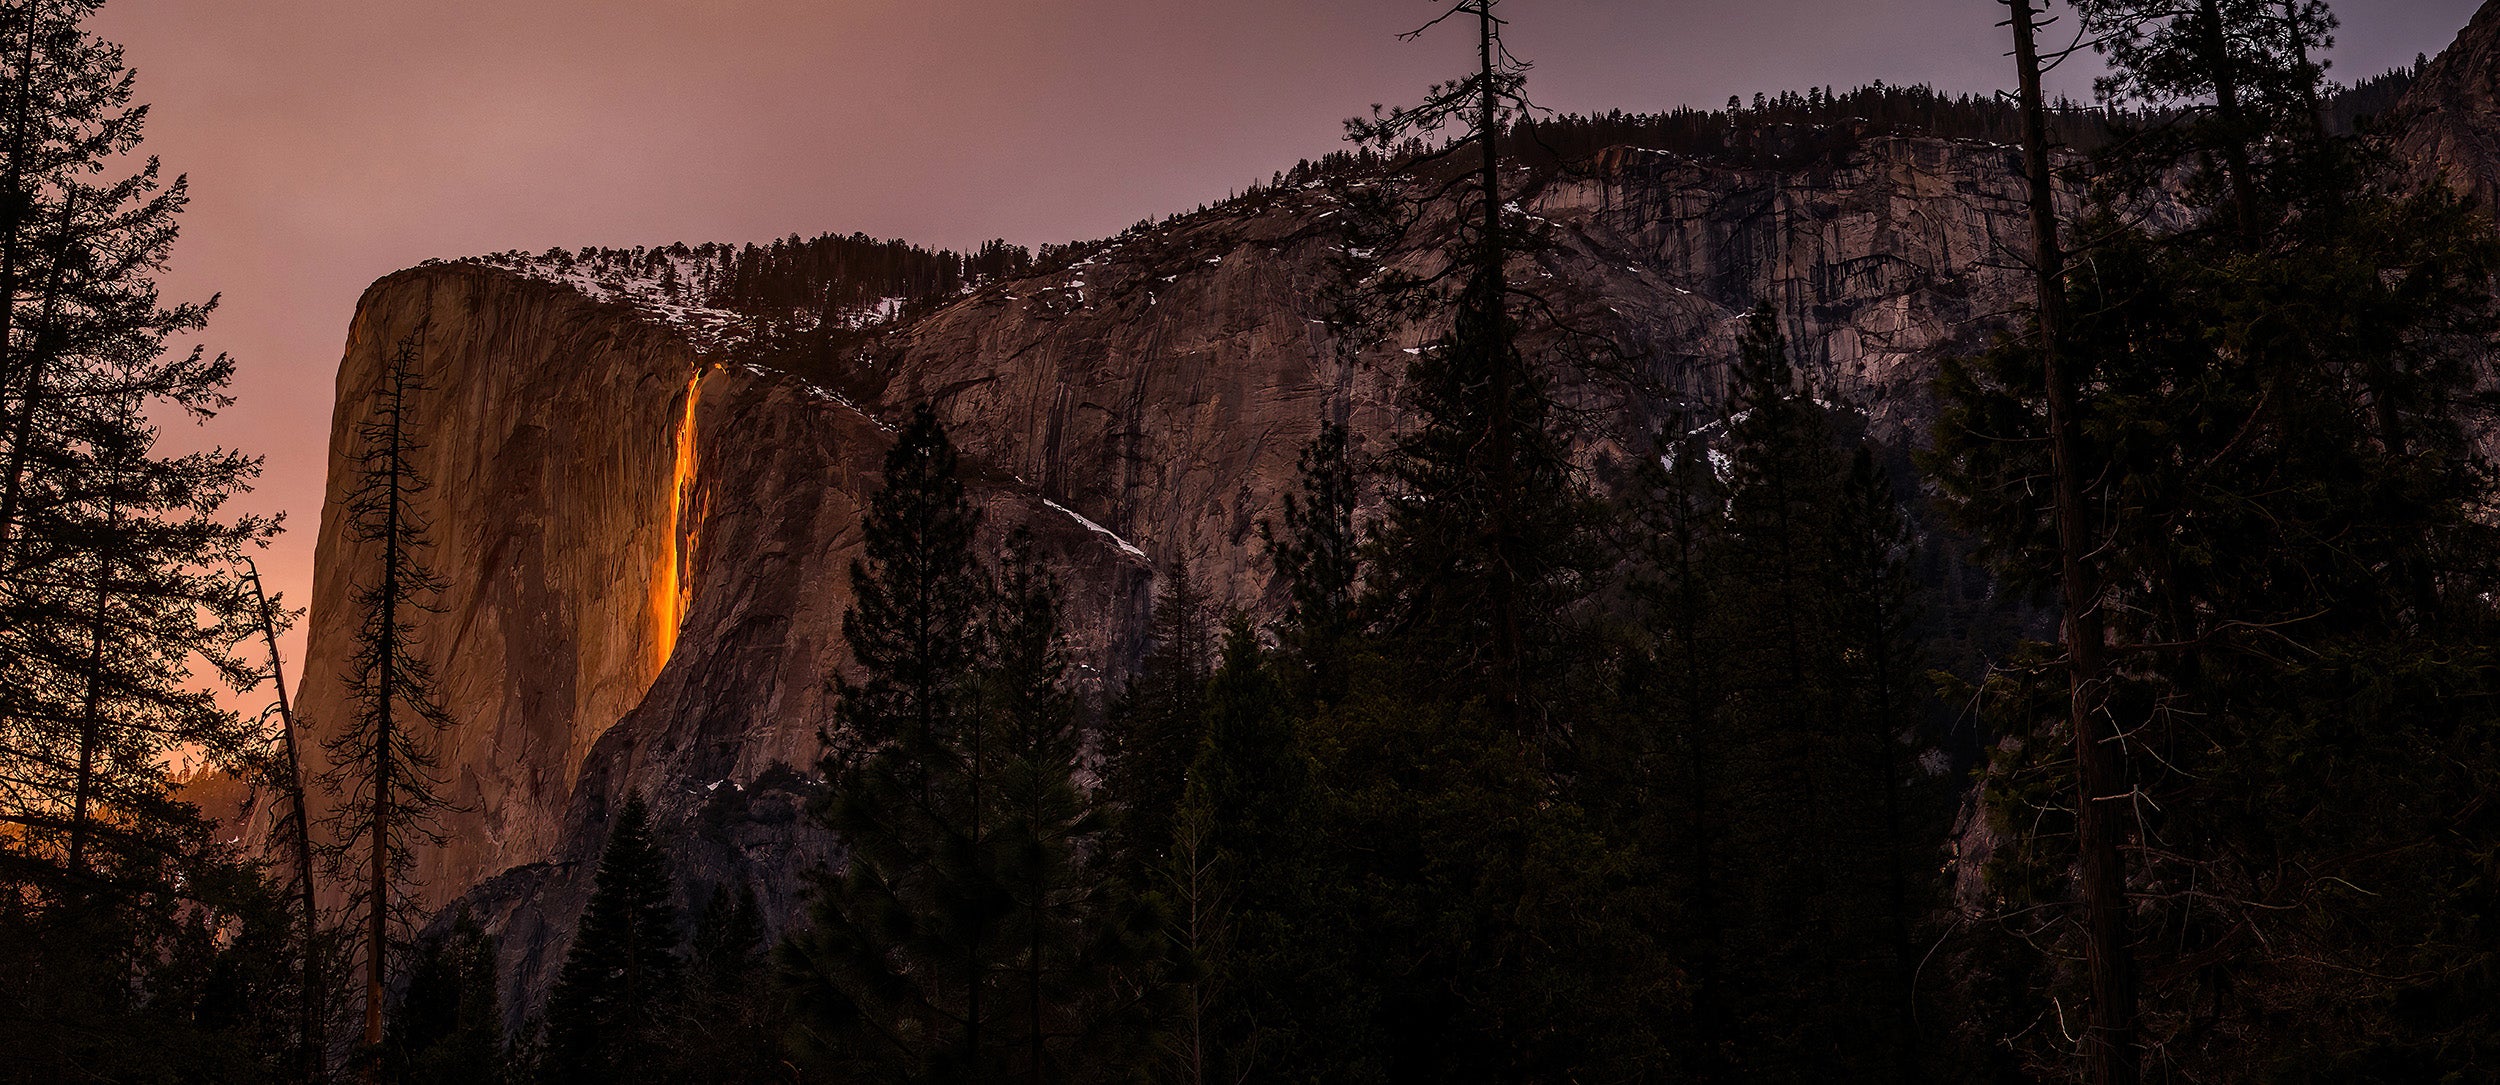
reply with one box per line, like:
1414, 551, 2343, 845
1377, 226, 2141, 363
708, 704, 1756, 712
92, 0, 2487, 691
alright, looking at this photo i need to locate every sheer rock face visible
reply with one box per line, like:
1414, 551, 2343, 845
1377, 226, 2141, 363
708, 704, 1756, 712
2400, 0, 2500, 210
304, 266, 1157, 1006
877, 135, 2042, 629
299, 136, 2053, 1009
297, 266, 699, 908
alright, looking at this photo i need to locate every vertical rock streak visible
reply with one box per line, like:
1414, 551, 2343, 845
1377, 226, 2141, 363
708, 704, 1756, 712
650, 370, 703, 680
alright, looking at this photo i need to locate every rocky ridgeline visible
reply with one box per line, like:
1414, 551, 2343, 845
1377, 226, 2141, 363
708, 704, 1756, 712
287, 1, 2500, 1013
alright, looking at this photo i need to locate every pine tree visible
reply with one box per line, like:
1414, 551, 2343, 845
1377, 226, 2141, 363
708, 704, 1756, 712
1259, 421, 1358, 703
1939, 0, 2500, 1076
542, 795, 682, 1085
2, 842, 305, 1084
1104, 559, 1210, 869
389, 910, 503, 1085
1295, 5, 1684, 1077
983, 529, 1127, 1081
320, 321, 455, 1079
1348, 0, 1575, 743
1831, 444, 1936, 1081
786, 413, 1150, 1083
781, 405, 1005, 1083
1705, 302, 1914, 1079
1172, 616, 1331, 1083
653, 885, 786, 1085
2075, 0, 2337, 239
0, 3, 289, 1079
0, 0, 275, 907
1615, 402, 1731, 1074
242, 556, 326, 1085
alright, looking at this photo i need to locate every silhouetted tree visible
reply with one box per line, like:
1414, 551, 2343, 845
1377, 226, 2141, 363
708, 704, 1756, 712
542, 796, 682, 1085
1259, 421, 1358, 702
653, 885, 787, 1084
1104, 560, 1211, 868
781, 405, 1003, 1083
0, 3, 288, 1080
389, 910, 503, 1085
319, 322, 456, 1078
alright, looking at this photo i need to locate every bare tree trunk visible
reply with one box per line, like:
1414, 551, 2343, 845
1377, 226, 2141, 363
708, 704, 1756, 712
247, 557, 325, 1084
365, 367, 403, 1083
63, 483, 115, 881
2007, 3, 2140, 1082
1473, 0, 1524, 739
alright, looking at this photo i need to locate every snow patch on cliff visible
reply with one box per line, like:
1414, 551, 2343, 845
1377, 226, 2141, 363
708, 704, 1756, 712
449, 248, 916, 355
1042, 499, 1150, 562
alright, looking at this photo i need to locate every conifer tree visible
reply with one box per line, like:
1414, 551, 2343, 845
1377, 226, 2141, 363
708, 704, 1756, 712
1706, 302, 1922, 1079
1260, 421, 1358, 702
0, 0, 274, 907
788, 414, 1149, 1083
1104, 559, 1210, 868
1615, 402, 1731, 1073
1941, 0, 2500, 1075
654, 885, 786, 1084
0, 6, 296, 1083
1171, 616, 1326, 1083
782, 404, 1006, 1083
542, 795, 682, 1085
1300, 5, 1683, 1077
242, 556, 326, 1085
389, 910, 503, 1085
823, 401, 985, 792
1831, 444, 1934, 1080
984, 529, 1123, 1081
320, 322, 456, 1077
1348, 0, 1575, 742
2074, 0, 2336, 239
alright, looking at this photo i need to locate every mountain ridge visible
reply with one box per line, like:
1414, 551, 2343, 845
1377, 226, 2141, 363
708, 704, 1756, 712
264, 0, 2500, 1019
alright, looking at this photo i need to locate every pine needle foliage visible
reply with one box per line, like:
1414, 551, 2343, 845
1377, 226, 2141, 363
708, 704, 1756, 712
542, 796, 682, 1085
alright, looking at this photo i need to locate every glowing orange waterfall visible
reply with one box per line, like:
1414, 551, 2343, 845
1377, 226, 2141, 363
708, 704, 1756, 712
649, 370, 704, 678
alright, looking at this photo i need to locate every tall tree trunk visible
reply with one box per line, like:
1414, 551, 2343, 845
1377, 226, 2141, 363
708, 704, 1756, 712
967, 703, 983, 1076
248, 558, 325, 1084
1475, 0, 1523, 739
365, 368, 402, 1082
2281, 1, 2329, 141
2007, 3, 2140, 1081
0, 0, 42, 440
0, 187, 77, 569
2197, 0, 2261, 240
63, 481, 115, 882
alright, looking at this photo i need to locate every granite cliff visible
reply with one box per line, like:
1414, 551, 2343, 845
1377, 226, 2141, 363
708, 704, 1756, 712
283, 0, 2500, 1015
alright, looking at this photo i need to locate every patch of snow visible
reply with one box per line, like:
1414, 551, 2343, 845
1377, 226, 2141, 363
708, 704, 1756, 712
462, 247, 757, 356
1042, 498, 1150, 562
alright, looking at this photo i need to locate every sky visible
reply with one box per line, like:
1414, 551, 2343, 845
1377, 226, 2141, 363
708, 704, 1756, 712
89, 0, 2488, 696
